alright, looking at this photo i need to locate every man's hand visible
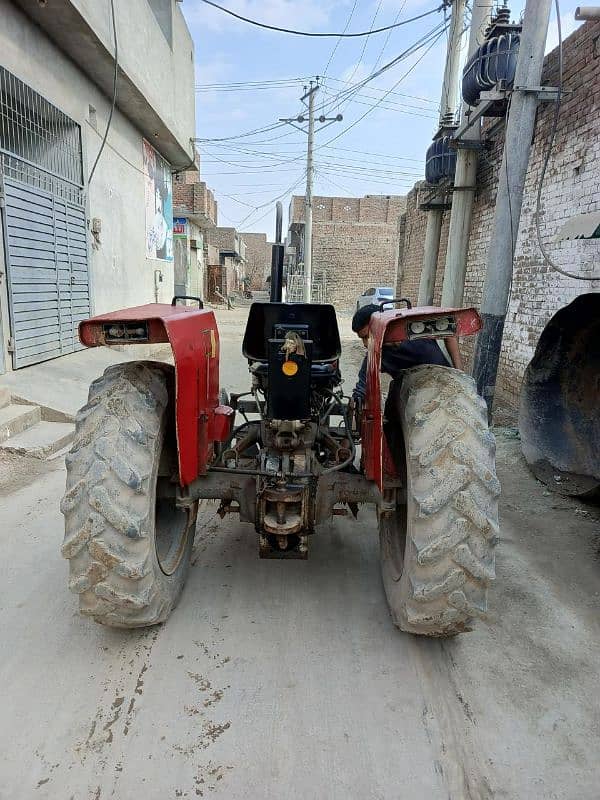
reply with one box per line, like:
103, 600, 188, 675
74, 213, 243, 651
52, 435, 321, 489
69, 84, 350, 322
446, 336, 464, 371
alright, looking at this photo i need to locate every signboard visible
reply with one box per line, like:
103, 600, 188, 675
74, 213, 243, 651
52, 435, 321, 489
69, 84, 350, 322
173, 217, 188, 238
143, 139, 173, 261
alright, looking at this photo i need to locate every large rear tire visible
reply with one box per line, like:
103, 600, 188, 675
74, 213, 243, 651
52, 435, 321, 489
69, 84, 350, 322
379, 365, 500, 636
61, 361, 198, 628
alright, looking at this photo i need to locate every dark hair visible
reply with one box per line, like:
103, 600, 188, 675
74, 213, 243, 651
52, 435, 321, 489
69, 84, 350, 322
352, 303, 380, 332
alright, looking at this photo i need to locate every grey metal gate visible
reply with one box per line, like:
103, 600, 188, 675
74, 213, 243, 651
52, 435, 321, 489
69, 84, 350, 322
2, 179, 89, 367
0, 66, 89, 368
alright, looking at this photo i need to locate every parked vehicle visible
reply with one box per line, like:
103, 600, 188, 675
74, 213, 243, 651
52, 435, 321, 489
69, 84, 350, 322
356, 286, 394, 310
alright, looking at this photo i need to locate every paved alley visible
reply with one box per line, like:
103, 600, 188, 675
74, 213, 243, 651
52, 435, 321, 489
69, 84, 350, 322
0, 304, 599, 800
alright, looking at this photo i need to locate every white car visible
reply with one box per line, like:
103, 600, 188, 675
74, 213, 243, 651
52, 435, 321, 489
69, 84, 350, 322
356, 286, 394, 311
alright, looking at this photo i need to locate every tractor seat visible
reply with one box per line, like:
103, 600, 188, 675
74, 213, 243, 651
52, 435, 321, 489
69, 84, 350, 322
249, 360, 340, 385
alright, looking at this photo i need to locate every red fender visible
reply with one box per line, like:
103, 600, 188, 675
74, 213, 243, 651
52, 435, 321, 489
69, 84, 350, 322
79, 303, 233, 486
361, 306, 482, 491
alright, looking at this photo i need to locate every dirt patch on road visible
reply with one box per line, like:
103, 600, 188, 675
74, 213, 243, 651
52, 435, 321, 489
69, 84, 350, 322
0, 451, 60, 497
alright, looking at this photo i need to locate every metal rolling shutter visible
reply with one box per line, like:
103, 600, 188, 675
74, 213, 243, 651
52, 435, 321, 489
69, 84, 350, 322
3, 178, 90, 368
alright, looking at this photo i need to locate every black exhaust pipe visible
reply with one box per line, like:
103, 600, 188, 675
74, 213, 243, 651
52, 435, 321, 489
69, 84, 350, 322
270, 201, 284, 302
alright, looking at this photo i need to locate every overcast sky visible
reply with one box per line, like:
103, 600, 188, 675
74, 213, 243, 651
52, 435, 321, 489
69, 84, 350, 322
182, 0, 583, 236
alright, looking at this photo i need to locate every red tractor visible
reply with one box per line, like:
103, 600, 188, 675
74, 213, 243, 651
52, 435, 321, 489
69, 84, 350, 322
61, 290, 498, 637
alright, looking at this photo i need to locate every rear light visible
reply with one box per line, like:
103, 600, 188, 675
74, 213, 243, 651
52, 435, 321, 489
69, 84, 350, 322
103, 321, 149, 342
409, 321, 426, 335
282, 360, 299, 376
407, 316, 456, 338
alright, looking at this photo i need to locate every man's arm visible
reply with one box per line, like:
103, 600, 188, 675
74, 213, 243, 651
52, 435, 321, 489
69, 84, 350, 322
446, 336, 463, 370
353, 355, 368, 401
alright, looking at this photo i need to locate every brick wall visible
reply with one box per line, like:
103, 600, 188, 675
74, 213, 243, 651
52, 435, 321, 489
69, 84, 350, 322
289, 194, 406, 308
241, 232, 271, 289
206, 227, 239, 254
398, 20, 600, 408
173, 167, 217, 226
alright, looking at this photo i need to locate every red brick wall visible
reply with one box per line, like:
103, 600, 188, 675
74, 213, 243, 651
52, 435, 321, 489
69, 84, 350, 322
398, 20, 600, 407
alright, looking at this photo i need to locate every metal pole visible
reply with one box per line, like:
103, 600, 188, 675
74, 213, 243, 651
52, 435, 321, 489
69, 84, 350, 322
304, 83, 316, 303
473, 0, 553, 416
439, 0, 467, 126
441, 0, 493, 308
418, 209, 443, 305
418, 0, 466, 305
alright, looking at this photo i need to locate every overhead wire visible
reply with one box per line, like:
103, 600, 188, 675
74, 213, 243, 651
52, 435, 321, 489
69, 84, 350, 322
324, 76, 437, 105
88, 0, 118, 186
321, 0, 360, 78
340, 0, 385, 100
232, 172, 308, 229
199, 14, 447, 228
316, 18, 450, 118
199, 0, 444, 38
315, 24, 449, 152
197, 20, 447, 146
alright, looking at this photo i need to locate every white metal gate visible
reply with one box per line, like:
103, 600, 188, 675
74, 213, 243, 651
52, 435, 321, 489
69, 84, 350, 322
0, 66, 89, 368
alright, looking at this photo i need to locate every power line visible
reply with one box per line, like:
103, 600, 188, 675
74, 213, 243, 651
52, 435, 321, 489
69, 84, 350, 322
195, 121, 288, 143
197, 21, 446, 146
199, 0, 444, 38
322, 78, 437, 106
206, 141, 424, 164
340, 0, 385, 96
233, 172, 307, 229
88, 0, 118, 186
195, 79, 309, 92
322, 0, 359, 78
316, 19, 449, 117
315, 24, 448, 152
196, 75, 437, 107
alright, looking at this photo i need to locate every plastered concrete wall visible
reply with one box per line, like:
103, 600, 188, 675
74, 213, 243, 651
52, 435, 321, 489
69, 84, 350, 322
398, 20, 600, 407
69, 0, 195, 152
0, 0, 177, 372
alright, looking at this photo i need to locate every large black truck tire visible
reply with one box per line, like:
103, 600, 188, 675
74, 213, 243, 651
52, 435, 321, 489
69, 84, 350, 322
61, 362, 197, 628
379, 365, 500, 636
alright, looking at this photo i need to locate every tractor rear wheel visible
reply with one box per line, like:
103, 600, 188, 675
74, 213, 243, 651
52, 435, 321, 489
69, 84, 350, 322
379, 365, 499, 636
61, 361, 197, 628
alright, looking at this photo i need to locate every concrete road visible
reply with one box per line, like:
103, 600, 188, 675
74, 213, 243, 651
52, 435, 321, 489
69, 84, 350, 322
1, 305, 599, 800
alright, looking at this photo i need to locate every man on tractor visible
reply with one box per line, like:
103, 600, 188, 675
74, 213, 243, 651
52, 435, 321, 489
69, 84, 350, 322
351, 303, 463, 404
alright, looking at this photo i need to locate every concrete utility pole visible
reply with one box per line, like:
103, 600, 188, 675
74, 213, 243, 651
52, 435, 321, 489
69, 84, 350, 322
473, 0, 553, 416
280, 81, 342, 303
440, 0, 493, 308
418, 0, 466, 306
304, 82, 317, 303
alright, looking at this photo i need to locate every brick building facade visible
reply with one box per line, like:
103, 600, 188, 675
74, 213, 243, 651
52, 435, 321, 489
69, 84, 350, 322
241, 232, 272, 290
172, 160, 217, 301
205, 227, 247, 300
397, 20, 600, 408
289, 194, 406, 308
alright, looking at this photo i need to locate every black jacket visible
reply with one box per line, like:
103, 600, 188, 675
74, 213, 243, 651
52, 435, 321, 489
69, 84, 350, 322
353, 339, 449, 400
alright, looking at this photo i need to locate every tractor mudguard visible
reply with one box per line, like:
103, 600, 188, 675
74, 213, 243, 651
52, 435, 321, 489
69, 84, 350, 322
361, 305, 482, 490
79, 303, 233, 486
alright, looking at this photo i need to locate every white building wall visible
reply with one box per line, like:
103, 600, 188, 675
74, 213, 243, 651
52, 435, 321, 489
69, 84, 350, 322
0, 0, 194, 371
68, 0, 195, 151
